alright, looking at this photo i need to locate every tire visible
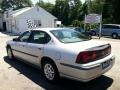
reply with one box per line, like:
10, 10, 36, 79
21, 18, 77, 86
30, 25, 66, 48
7, 47, 14, 60
112, 33, 118, 39
91, 31, 96, 36
42, 61, 59, 82
88, 34, 92, 37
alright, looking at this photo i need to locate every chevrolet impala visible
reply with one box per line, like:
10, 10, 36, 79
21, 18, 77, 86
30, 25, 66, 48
6, 28, 115, 82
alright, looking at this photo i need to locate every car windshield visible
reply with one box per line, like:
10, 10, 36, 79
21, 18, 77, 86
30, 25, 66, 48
50, 29, 91, 43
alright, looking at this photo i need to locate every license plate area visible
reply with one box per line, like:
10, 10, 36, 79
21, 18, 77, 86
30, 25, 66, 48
102, 60, 110, 69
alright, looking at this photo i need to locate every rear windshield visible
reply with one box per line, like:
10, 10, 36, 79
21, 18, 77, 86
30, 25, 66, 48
50, 29, 90, 43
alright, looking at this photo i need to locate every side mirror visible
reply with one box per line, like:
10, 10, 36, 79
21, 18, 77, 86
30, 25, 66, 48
13, 38, 19, 42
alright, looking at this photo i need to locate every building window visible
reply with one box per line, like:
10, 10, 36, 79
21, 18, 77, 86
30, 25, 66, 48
26, 19, 42, 28
26, 20, 35, 28
34, 20, 41, 27
6, 12, 9, 18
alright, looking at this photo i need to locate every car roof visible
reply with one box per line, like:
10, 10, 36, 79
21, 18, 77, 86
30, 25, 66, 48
32, 28, 70, 32
103, 24, 120, 27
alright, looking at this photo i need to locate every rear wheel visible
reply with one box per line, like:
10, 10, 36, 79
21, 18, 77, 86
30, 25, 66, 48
112, 33, 118, 39
42, 61, 59, 82
91, 31, 96, 36
7, 47, 14, 60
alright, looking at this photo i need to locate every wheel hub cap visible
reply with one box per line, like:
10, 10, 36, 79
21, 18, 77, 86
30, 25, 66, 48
44, 64, 55, 80
113, 34, 116, 38
8, 49, 12, 59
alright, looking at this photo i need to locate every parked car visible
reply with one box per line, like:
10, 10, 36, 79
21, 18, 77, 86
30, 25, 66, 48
72, 27, 93, 37
91, 24, 120, 39
6, 28, 115, 82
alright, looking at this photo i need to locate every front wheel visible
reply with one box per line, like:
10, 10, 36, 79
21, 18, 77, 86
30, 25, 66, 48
91, 31, 96, 36
7, 47, 14, 60
112, 33, 118, 39
42, 61, 59, 82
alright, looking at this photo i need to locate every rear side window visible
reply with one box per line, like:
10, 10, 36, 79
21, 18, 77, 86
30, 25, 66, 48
103, 25, 120, 29
111, 26, 120, 29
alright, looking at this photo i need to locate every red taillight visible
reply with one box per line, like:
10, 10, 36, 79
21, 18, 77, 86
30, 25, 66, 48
76, 51, 97, 64
107, 45, 111, 54
79, 52, 90, 62
76, 44, 111, 64
91, 52, 97, 59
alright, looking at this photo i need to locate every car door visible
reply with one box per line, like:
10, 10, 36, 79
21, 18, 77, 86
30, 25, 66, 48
24, 30, 51, 66
102, 25, 112, 36
101, 25, 109, 35
13, 31, 31, 61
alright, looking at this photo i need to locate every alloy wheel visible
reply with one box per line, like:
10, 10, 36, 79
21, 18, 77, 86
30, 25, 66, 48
7, 48, 13, 59
112, 33, 118, 39
44, 63, 55, 80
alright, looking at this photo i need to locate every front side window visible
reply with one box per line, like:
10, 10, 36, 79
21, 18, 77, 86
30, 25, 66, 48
75, 28, 85, 32
102, 25, 109, 29
18, 31, 31, 42
51, 29, 90, 43
29, 31, 51, 44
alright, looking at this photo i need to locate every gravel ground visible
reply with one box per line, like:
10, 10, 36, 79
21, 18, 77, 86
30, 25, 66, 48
0, 33, 120, 90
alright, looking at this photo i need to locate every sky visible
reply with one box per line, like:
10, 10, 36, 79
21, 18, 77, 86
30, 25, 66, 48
32, 0, 85, 5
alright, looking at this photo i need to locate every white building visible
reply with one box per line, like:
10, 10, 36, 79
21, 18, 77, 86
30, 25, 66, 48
0, 14, 3, 30
3, 7, 59, 34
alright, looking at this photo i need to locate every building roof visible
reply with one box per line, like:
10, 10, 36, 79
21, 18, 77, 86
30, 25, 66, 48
8, 7, 57, 19
12, 7, 32, 17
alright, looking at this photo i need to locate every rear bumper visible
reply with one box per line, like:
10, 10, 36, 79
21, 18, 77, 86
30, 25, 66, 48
60, 56, 115, 82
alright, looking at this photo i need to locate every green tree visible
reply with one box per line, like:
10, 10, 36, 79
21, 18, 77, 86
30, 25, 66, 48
72, 20, 84, 27
102, 0, 113, 23
1, 0, 32, 12
52, 0, 70, 25
85, 0, 114, 23
69, 0, 82, 23
52, 0, 83, 25
36, 0, 54, 13
80, 2, 88, 20
112, 0, 120, 23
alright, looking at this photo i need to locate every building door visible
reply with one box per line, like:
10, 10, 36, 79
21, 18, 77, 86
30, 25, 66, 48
3, 22, 6, 31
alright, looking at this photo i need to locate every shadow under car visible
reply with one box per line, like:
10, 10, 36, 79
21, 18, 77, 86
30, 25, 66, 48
4, 56, 113, 90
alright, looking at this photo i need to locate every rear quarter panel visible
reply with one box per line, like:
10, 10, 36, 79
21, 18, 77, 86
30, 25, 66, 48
42, 44, 78, 73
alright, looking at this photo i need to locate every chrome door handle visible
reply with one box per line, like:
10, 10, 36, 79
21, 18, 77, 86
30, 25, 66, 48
38, 48, 41, 50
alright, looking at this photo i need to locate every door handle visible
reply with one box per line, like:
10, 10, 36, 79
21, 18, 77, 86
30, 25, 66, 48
38, 48, 41, 50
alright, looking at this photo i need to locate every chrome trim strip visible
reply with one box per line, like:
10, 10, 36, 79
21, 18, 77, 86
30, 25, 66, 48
12, 49, 38, 58
60, 63, 100, 70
